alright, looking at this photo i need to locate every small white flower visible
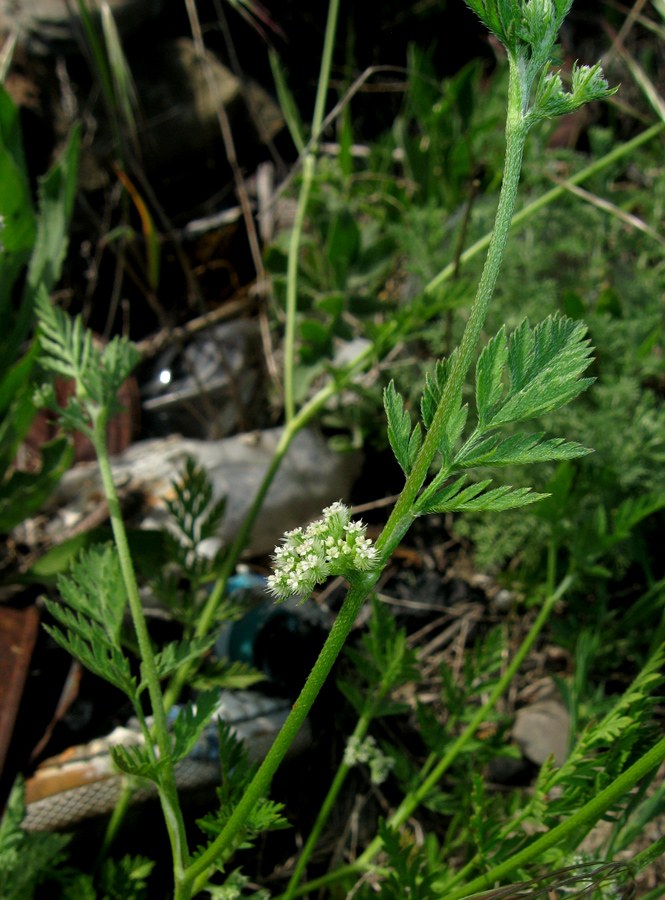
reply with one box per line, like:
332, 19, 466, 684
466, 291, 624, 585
266, 502, 379, 600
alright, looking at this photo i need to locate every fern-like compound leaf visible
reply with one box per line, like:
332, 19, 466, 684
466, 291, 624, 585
42, 613, 136, 698
171, 691, 219, 763
455, 431, 591, 469
145, 634, 218, 691
110, 744, 164, 781
384, 381, 419, 475
56, 544, 127, 647
418, 474, 547, 514
475, 325, 508, 429
36, 287, 141, 418
489, 314, 594, 428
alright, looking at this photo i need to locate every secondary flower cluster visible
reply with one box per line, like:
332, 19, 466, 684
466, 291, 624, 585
266, 502, 379, 601
343, 735, 395, 786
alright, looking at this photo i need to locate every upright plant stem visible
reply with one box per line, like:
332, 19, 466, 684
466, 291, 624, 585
284, 0, 341, 422
375, 58, 528, 561
445, 732, 665, 899
180, 576, 375, 895
182, 55, 530, 889
93, 415, 190, 883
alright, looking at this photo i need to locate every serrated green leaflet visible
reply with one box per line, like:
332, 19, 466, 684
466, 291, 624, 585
35, 286, 141, 418
111, 744, 164, 781
420, 358, 452, 429
384, 381, 421, 475
42, 613, 136, 698
455, 432, 590, 469
475, 325, 507, 429
172, 692, 219, 763
146, 635, 219, 691
56, 544, 127, 647
418, 474, 548, 514
489, 314, 594, 428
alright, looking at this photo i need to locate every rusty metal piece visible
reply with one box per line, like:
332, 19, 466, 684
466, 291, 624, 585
0, 605, 40, 779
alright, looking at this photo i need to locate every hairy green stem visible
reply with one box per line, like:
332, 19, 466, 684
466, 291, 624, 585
284, 0, 340, 421
180, 576, 375, 894
194, 54, 531, 896
375, 58, 528, 562
93, 413, 190, 883
446, 732, 665, 899
425, 121, 665, 296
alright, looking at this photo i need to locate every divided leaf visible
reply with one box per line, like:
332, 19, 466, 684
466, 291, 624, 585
56, 544, 127, 647
42, 608, 135, 697
420, 351, 467, 463
172, 691, 219, 763
418, 473, 547, 515
147, 634, 218, 689
36, 286, 95, 386
110, 744, 164, 782
194, 722, 288, 867
475, 325, 507, 429
384, 381, 421, 475
191, 658, 265, 692
491, 315, 593, 428
455, 432, 591, 469
421, 358, 452, 430
165, 455, 228, 552
36, 288, 141, 417
43, 545, 137, 696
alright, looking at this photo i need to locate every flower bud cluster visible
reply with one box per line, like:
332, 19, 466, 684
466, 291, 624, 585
266, 502, 379, 601
343, 735, 395, 786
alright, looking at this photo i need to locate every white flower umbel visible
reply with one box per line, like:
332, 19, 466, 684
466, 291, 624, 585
266, 502, 379, 601
343, 735, 395, 786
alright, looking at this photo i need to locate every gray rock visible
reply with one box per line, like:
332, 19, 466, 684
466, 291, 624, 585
47, 428, 363, 556
1, 0, 163, 55
512, 698, 570, 767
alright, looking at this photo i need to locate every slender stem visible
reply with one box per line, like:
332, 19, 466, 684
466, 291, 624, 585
424, 121, 665, 296
185, 48, 530, 896
284, 155, 315, 422
375, 58, 528, 563
93, 414, 190, 882
180, 576, 374, 893
283, 0, 341, 422
627, 833, 665, 880
446, 733, 665, 899
96, 776, 136, 865
310, 0, 339, 142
